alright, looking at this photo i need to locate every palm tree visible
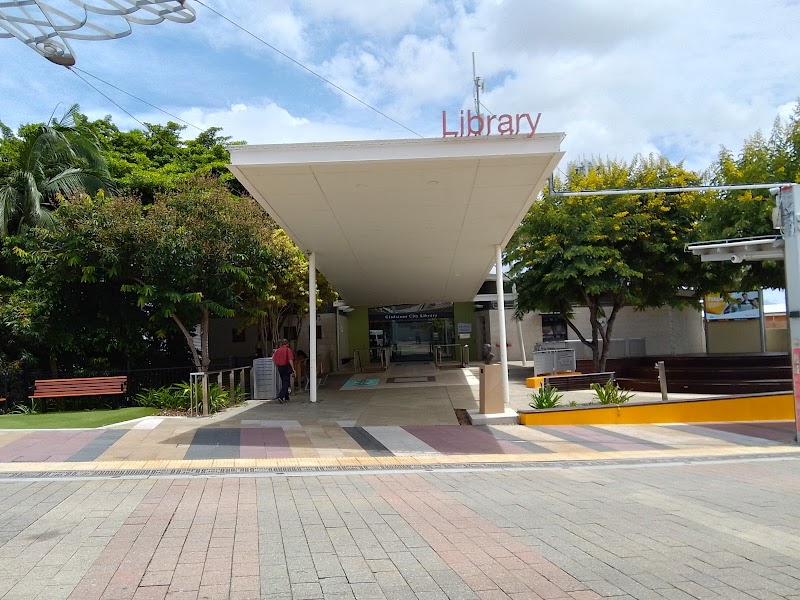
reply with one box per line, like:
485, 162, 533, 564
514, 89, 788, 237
0, 104, 113, 237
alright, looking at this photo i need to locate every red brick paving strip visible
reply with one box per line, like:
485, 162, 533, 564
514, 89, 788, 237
68, 478, 260, 600
0, 430, 105, 462
370, 474, 602, 600
239, 427, 293, 459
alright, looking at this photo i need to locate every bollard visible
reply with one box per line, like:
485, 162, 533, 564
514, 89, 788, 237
655, 361, 668, 402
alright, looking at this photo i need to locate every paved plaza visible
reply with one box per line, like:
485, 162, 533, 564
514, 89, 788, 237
0, 364, 799, 599
1, 455, 800, 599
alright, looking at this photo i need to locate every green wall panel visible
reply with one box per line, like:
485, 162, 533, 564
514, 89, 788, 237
453, 302, 478, 361
347, 307, 369, 361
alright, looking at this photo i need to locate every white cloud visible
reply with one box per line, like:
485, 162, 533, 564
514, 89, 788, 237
1, 0, 799, 176
179, 100, 402, 144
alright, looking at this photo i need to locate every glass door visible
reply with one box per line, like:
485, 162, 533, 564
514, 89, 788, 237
391, 321, 433, 361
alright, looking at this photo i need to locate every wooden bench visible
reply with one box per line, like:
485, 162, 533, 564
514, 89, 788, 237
543, 371, 615, 391
30, 376, 128, 401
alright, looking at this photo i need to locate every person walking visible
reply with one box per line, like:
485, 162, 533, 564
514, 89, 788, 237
272, 339, 295, 403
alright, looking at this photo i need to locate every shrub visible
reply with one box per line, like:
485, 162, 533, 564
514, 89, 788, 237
529, 385, 562, 409
135, 385, 190, 411
590, 381, 634, 405
137, 382, 248, 414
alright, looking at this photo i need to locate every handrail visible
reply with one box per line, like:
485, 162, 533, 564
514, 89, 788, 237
434, 344, 471, 368
189, 366, 250, 417
379, 347, 391, 370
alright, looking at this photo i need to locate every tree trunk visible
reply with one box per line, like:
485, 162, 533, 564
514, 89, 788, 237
200, 307, 210, 372
598, 300, 624, 372
171, 313, 201, 370
562, 312, 599, 371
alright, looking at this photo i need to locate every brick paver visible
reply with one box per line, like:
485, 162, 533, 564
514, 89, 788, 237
1, 454, 798, 598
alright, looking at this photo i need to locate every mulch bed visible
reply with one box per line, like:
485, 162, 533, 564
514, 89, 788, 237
454, 409, 472, 425
158, 409, 192, 417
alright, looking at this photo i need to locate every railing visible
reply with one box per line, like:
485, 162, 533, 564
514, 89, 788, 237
532, 349, 576, 376
379, 347, 391, 370
434, 344, 470, 368
189, 367, 250, 417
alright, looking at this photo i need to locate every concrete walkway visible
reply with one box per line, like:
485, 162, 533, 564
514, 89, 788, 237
1, 363, 799, 599
0, 363, 796, 473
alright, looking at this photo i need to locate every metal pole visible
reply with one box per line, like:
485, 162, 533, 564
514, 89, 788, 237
495, 245, 510, 406
202, 373, 209, 416
516, 319, 527, 367
334, 308, 340, 372
549, 182, 791, 198
309, 251, 317, 403
776, 185, 800, 441
758, 288, 767, 352
655, 361, 668, 402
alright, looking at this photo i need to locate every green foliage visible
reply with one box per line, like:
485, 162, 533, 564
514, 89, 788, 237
701, 107, 800, 290
72, 114, 245, 201
0, 104, 112, 237
0, 407, 158, 429
10, 403, 37, 415
135, 385, 190, 411
136, 382, 246, 413
529, 385, 563, 409
507, 154, 724, 371
590, 381, 634, 404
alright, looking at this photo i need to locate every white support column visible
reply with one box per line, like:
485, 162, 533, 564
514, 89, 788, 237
778, 185, 800, 441
495, 245, 510, 406
517, 319, 527, 367
309, 251, 317, 403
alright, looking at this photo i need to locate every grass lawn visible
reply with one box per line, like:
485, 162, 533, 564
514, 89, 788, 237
0, 407, 160, 429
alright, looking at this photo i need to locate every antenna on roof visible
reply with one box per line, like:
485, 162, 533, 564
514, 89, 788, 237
472, 52, 484, 116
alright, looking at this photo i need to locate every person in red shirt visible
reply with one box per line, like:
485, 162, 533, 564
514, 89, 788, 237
272, 339, 295, 403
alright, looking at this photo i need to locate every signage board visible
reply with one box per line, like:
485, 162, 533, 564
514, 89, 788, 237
704, 291, 760, 320
441, 110, 541, 138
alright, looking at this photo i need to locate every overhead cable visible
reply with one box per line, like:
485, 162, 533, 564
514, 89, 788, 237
72, 67, 204, 132
192, 0, 423, 138
68, 67, 148, 129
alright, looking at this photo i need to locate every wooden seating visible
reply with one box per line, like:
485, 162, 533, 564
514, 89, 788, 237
30, 376, 128, 400
543, 372, 615, 391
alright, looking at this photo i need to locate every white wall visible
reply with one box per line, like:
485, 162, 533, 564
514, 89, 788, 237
569, 305, 705, 356
486, 309, 542, 361
484, 305, 705, 361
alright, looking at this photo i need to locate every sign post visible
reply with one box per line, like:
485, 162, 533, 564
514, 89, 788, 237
776, 184, 800, 440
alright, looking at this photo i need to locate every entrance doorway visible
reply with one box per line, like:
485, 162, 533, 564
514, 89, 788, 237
368, 305, 455, 363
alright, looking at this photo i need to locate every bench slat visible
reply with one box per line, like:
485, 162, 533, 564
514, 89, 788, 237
543, 372, 615, 391
30, 376, 128, 399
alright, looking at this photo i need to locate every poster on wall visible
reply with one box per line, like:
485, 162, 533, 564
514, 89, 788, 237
704, 291, 760, 320
541, 314, 568, 341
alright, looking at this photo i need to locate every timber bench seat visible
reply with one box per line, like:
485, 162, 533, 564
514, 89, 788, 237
543, 372, 615, 391
30, 376, 128, 400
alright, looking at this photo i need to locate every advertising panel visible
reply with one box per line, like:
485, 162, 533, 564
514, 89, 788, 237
704, 291, 760, 320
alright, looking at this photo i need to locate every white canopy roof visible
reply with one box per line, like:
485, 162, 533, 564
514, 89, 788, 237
228, 135, 564, 306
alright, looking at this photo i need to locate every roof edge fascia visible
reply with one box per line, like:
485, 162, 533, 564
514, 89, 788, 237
227, 133, 566, 166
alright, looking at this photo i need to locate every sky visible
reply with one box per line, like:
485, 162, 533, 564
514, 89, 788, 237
1, 0, 799, 174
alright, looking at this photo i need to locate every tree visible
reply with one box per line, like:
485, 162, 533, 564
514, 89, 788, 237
43, 179, 279, 371
507, 155, 721, 371
248, 229, 337, 355
0, 104, 112, 237
701, 105, 800, 290
72, 113, 246, 201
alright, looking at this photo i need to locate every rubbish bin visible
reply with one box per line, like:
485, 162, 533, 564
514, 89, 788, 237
479, 363, 504, 414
